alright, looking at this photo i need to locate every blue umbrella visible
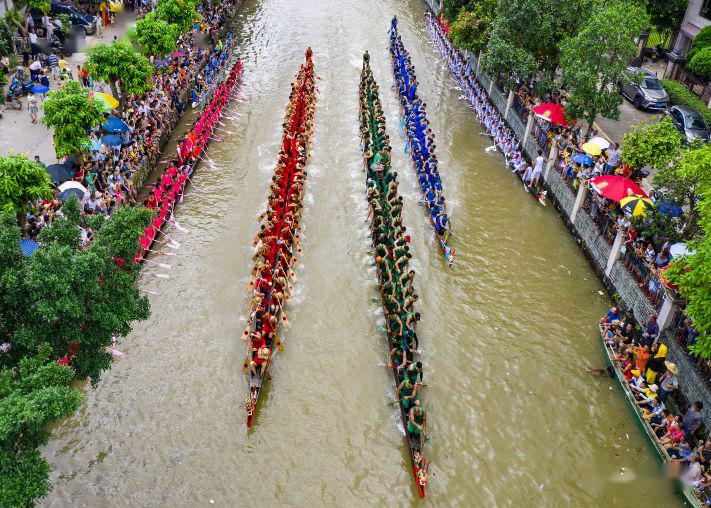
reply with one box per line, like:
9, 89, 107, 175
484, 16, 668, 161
59, 188, 86, 201
102, 117, 130, 134
657, 198, 684, 218
89, 138, 103, 152
572, 153, 594, 166
19, 239, 39, 257
31, 84, 50, 94
45, 163, 73, 185
155, 59, 169, 67
101, 134, 124, 147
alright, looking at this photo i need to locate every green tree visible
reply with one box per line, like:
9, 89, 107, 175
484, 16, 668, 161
0, 154, 53, 216
134, 12, 180, 56
560, 1, 649, 135
42, 81, 106, 159
621, 116, 683, 171
85, 41, 154, 111
0, 200, 153, 380
666, 145, 711, 357
154, 0, 198, 34
442, 0, 472, 20
0, 344, 84, 507
450, 0, 497, 53
644, 0, 687, 32
482, 0, 592, 88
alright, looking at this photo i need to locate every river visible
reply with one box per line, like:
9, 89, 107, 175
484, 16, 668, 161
42, 0, 681, 506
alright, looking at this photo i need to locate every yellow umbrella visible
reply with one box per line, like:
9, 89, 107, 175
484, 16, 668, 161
582, 142, 602, 156
89, 91, 119, 110
620, 194, 654, 217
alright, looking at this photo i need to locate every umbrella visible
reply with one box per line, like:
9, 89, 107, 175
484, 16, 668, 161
31, 84, 50, 94
101, 134, 124, 147
170, 51, 186, 58
620, 194, 654, 217
58, 181, 88, 194
589, 175, 647, 202
657, 198, 684, 218
89, 91, 119, 110
670, 242, 695, 258
588, 136, 611, 151
45, 163, 73, 185
155, 59, 169, 67
89, 138, 103, 152
19, 239, 39, 257
582, 142, 602, 156
572, 153, 594, 166
29, 60, 41, 71
532, 103, 567, 126
58, 59, 68, 69
102, 117, 130, 133
59, 188, 86, 201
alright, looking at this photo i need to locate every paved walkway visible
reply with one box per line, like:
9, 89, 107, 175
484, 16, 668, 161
0, 19, 131, 165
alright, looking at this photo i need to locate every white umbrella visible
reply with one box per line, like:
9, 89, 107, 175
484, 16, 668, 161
589, 136, 611, 151
29, 61, 41, 71
669, 242, 695, 258
58, 181, 88, 194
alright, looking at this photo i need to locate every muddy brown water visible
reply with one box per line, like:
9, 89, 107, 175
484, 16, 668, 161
42, 0, 681, 506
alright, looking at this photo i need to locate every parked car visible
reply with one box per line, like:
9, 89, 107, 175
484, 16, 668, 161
665, 105, 711, 143
619, 66, 669, 110
31, 3, 97, 38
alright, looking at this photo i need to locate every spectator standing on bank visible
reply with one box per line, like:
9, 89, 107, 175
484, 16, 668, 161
27, 94, 39, 124
683, 401, 704, 439
605, 143, 621, 174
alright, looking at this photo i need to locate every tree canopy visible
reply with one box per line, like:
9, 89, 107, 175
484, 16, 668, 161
0, 199, 153, 380
134, 12, 180, 56
644, 0, 688, 32
85, 41, 153, 111
481, 0, 592, 88
41, 81, 106, 159
666, 144, 711, 357
621, 116, 683, 171
449, 0, 497, 54
0, 154, 53, 216
559, 0, 649, 134
154, 0, 199, 34
0, 343, 84, 507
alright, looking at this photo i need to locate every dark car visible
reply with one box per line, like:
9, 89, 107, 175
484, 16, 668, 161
665, 105, 711, 143
619, 66, 669, 110
31, 3, 96, 37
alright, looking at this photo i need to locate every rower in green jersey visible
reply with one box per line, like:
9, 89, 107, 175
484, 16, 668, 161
404, 361, 423, 384
408, 400, 426, 437
397, 377, 419, 410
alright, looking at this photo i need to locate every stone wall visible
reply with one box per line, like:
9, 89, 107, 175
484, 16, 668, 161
422, 1, 711, 419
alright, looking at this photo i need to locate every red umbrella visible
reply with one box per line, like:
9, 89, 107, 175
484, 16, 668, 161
532, 103, 567, 126
589, 175, 647, 202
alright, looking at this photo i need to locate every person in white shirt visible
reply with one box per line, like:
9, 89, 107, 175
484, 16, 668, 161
527, 149, 545, 190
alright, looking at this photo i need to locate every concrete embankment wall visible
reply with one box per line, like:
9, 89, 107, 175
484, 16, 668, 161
420, 1, 711, 421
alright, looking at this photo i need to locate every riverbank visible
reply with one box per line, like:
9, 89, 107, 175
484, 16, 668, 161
422, 6, 711, 429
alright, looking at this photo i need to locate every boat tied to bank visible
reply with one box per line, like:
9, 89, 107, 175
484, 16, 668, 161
242, 49, 316, 428
359, 51, 430, 498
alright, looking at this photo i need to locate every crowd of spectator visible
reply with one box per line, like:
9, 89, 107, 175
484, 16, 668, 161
21, 0, 239, 247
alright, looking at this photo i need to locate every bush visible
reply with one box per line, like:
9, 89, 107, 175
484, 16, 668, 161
688, 25, 711, 61
687, 46, 711, 79
661, 79, 711, 124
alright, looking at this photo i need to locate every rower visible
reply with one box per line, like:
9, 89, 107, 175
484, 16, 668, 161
397, 377, 419, 410
408, 400, 426, 438
404, 361, 423, 384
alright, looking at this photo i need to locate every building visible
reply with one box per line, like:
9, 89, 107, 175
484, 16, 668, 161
675, 0, 711, 54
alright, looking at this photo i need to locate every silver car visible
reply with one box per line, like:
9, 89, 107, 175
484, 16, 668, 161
665, 105, 710, 143
619, 67, 669, 110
